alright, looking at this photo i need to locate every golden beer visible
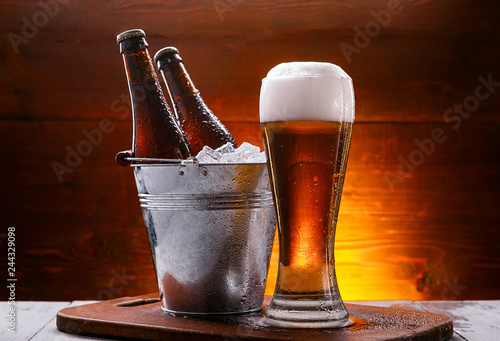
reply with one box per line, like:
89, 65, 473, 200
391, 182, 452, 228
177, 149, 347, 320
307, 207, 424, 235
262, 120, 352, 295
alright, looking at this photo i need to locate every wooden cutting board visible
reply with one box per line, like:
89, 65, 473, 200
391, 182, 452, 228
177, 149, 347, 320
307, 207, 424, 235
57, 293, 453, 340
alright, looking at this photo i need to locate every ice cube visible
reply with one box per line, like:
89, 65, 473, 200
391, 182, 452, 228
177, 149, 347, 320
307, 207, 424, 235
201, 145, 221, 159
195, 145, 220, 163
246, 151, 267, 163
195, 142, 266, 164
215, 142, 235, 154
196, 150, 217, 163
219, 152, 246, 164
235, 142, 261, 161
258, 151, 267, 162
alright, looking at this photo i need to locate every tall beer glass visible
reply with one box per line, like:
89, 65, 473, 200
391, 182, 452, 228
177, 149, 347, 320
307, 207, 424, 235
260, 62, 354, 327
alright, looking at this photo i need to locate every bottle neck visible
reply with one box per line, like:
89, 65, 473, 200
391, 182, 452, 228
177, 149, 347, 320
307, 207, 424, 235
157, 54, 200, 100
121, 39, 158, 88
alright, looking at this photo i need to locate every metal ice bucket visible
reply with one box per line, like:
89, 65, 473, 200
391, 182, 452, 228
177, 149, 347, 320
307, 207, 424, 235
132, 158, 276, 315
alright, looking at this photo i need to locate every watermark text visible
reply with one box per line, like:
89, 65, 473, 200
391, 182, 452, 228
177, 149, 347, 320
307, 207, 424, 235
385, 74, 500, 190
6, 227, 16, 333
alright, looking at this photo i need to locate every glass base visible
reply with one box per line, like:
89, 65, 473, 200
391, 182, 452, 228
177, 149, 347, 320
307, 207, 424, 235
161, 306, 262, 316
264, 295, 352, 328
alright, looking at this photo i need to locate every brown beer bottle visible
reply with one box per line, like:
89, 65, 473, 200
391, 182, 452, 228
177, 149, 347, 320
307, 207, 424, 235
117, 30, 192, 162
154, 47, 237, 155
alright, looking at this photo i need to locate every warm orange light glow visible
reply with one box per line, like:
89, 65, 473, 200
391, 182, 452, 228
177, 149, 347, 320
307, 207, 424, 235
289, 234, 312, 268
265, 232, 279, 296
266, 218, 430, 300
265, 171, 432, 301
288, 219, 324, 269
334, 217, 428, 301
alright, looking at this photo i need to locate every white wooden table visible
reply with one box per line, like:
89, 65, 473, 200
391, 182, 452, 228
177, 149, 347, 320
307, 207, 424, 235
1, 300, 499, 340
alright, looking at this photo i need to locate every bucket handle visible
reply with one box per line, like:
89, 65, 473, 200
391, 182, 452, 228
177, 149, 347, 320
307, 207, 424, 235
115, 150, 196, 167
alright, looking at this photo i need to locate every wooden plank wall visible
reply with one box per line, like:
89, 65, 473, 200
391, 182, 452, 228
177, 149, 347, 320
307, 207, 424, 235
1, 0, 499, 301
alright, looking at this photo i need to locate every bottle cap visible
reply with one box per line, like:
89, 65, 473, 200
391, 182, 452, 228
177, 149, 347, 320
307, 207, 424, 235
117, 29, 146, 44
154, 47, 180, 65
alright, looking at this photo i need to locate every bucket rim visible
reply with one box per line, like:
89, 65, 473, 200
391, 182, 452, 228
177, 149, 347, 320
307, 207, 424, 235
127, 156, 267, 167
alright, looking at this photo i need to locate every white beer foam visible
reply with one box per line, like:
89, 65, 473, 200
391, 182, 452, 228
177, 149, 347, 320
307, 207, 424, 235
260, 62, 355, 123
